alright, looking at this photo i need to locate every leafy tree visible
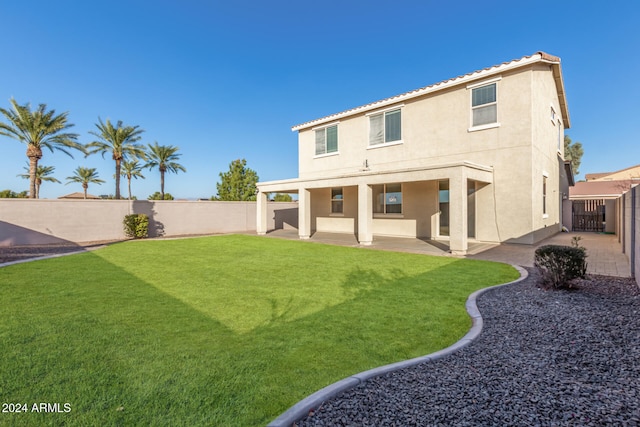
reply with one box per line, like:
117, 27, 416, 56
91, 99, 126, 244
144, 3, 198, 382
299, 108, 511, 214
17, 163, 60, 199
0, 189, 28, 198
86, 118, 145, 199
272, 193, 292, 202
65, 167, 105, 199
144, 142, 186, 200
148, 191, 174, 200
216, 159, 259, 201
0, 98, 82, 198
120, 160, 145, 200
564, 135, 584, 176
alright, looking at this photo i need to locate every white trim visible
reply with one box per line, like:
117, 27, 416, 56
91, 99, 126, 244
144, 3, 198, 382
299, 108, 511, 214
542, 214, 549, 219
367, 140, 404, 150
466, 76, 502, 90
312, 121, 340, 131
542, 170, 549, 178
468, 123, 500, 132
365, 104, 404, 117
313, 151, 340, 159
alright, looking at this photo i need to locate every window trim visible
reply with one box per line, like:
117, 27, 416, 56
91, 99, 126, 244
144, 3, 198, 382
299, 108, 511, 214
313, 122, 339, 157
367, 106, 404, 147
373, 183, 403, 216
468, 78, 500, 132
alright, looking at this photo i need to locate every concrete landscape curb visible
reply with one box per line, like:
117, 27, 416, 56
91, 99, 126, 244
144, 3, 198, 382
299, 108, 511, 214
267, 264, 529, 427
0, 250, 89, 268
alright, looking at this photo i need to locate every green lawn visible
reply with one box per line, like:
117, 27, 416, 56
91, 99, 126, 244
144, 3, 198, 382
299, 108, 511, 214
0, 234, 518, 426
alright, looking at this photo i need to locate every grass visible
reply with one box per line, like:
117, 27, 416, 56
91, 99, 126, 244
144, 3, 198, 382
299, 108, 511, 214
0, 234, 519, 426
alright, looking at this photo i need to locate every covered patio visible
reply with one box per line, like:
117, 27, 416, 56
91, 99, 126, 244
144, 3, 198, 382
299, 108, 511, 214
257, 161, 494, 255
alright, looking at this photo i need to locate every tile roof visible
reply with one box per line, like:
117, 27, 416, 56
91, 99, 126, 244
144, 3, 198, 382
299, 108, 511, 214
569, 180, 636, 199
292, 51, 567, 131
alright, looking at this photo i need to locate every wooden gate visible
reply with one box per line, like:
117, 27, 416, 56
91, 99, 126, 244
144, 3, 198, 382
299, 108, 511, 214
572, 199, 605, 232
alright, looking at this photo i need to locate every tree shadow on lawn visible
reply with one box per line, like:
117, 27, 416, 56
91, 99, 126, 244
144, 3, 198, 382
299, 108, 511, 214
0, 250, 515, 426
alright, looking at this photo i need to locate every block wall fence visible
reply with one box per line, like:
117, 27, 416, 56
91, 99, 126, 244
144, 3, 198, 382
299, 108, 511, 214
0, 199, 298, 246
621, 186, 639, 284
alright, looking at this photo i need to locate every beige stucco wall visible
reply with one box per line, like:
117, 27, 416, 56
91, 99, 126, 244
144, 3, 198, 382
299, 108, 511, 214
295, 64, 565, 244
0, 199, 298, 246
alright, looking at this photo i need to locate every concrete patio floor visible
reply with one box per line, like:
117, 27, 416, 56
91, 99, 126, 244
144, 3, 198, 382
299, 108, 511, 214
262, 229, 631, 277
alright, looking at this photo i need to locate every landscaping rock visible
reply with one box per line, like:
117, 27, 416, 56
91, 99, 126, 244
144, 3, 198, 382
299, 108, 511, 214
297, 268, 640, 426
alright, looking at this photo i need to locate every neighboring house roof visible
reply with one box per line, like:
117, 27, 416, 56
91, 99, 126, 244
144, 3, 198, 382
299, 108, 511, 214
292, 51, 570, 131
569, 180, 637, 200
585, 172, 613, 181
585, 164, 640, 181
58, 192, 100, 199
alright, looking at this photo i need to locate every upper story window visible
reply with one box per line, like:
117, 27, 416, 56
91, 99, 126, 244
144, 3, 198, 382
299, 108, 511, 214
369, 108, 402, 146
471, 83, 497, 127
315, 124, 338, 156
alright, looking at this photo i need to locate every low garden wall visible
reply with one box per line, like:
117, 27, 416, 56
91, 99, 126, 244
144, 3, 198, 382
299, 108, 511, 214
0, 199, 298, 246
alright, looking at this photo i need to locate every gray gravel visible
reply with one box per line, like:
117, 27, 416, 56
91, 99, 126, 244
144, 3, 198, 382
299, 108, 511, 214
297, 268, 640, 426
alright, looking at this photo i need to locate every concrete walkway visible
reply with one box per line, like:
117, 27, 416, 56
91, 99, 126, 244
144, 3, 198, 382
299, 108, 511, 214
264, 229, 631, 277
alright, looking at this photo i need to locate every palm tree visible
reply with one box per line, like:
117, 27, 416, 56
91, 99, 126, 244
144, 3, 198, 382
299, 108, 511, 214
85, 118, 145, 199
0, 99, 82, 198
17, 163, 61, 199
65, 167, 105, 199
120, 160, 145, 200
145, 142, 186, 200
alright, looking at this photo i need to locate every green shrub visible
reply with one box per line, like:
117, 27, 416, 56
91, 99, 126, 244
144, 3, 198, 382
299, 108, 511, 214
534, 244, 587, 289
123, 214, 149, 239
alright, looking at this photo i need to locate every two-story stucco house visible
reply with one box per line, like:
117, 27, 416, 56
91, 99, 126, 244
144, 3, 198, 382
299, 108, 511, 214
257, 52, 572, 254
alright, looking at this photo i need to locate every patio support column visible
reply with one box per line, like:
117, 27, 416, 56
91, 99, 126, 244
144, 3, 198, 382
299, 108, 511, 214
357, 183, 373, 245
449, 170, 468, 255
299, 187, 311, 239
256, 190, 268, 235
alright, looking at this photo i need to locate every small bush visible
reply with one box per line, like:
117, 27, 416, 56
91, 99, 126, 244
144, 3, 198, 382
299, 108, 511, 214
534, 244, 587, 290
123, 214, 149, 239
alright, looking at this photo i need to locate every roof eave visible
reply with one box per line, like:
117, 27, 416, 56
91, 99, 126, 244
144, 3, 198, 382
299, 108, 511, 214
292, 52, 569, 132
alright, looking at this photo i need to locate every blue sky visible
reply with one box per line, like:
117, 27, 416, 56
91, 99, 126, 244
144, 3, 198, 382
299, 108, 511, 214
1, 0, 639, 199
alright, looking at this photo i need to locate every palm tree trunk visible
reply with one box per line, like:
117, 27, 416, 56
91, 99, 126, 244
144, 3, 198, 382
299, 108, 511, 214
27, 154, 38, 199
115, 159, 122, 199
160, 171, 165, 200
127, 177, 132, 200
83, 183, 88, 199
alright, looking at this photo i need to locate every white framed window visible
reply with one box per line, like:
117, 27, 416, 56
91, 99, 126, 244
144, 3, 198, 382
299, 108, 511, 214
331, 188, 343, 214
550, 106, 557, 123
315, 124, 338, 156
369, 108, 402, 146
471, 82, 497, 127
373, 183, 402, 214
